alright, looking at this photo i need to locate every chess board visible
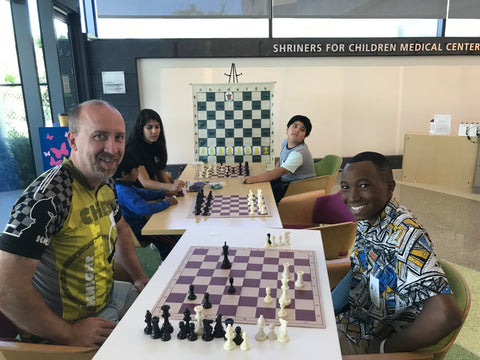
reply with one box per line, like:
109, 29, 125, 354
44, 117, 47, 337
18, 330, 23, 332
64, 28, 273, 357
192, 83, 275, 165
151, 246, 325, 329
188, 194, 272, 218
195, 163, 250, 179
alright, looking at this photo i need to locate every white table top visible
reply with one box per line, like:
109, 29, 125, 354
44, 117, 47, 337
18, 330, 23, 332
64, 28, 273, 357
93, 227, 341, 360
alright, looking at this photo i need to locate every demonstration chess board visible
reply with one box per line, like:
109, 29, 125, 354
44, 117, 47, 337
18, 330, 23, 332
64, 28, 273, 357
195, 163, 250, 179
151, 246, 325, 329
188, 194, 271, 218
192, 83, 275, 165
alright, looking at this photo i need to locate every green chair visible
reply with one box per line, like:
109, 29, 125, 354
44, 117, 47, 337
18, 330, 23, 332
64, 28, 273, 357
284, 154, 342, 197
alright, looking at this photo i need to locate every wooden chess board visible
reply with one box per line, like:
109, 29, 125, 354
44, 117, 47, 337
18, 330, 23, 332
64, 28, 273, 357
151, 246, 325, 328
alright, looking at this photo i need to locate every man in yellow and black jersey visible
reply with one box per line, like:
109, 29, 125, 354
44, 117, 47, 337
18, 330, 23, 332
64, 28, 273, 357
0, 100, 149, 347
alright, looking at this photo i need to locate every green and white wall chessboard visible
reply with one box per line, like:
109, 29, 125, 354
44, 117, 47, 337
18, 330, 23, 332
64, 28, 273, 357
192, 82, 275, 165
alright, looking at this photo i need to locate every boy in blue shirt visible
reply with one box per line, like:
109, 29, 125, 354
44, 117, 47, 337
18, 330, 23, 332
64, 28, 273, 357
114, 152, 179, 260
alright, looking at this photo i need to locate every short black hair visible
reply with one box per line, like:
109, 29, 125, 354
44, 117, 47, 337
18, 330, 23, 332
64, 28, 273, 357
287, 115, 312, 137
114, 151, 138, 178
348, 151, 393, 182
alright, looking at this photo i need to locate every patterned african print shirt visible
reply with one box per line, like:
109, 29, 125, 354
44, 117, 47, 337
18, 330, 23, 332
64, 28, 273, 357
336, 198, 451, 350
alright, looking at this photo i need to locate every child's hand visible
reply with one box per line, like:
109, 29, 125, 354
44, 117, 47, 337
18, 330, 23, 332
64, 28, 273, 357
166, 196, 178, 206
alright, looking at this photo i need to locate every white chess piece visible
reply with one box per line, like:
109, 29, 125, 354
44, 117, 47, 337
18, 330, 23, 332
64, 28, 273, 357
267, 323, 277, 341
264, 287, 273, 304
278, 318, 290, 342
284, 231, 291, 246
224, 323, 236, 350
278, 235, 284, 247
282, 262, 291, 279
240, 330, 251, 350
271, 235, 277, 247
280, 278, 291, 306
194, 305, 204, 335
295, 270, 305, 288
264, 235, 271, 248
255, 315, 267, 341
278, 299, 288, 318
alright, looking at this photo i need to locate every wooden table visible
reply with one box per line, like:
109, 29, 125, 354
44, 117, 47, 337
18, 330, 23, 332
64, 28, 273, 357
142, 163, 283, 235
93, 227, 342, 360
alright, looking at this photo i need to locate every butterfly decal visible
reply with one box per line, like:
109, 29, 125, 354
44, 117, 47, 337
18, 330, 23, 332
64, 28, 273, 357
50, 157, 62, 166
50, 142, 69, 159
46, 134, 53, 140
43, 151, 51, 157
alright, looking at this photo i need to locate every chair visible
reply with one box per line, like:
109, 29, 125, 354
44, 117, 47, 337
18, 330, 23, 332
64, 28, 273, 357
283, 154, 342, 197
0, 311, 97, 360
311, 190, 355, 224
278, 190, 326, 228
330, 260, 471, 360
309, 222, 357, 260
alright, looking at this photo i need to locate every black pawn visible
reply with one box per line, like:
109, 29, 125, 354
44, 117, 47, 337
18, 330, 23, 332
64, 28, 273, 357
227, 277, 236, 293
150, 316, 161, 339
144, 310, 152, 335
183, 308, 192, 332
202, 319, 214, 341
161, 328, 171, 341
233, 326, 243, 345
213, 314, 225, 338
187, 323, 198, 341
187, 284, 197, 300
267, 232, 272, 246
203, 292, 212, 309
224, 318, 234, 329
177, 321, 188, 340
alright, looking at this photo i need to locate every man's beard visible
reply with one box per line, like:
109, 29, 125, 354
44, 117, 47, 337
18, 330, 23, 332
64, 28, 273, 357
94, 153, 120, 180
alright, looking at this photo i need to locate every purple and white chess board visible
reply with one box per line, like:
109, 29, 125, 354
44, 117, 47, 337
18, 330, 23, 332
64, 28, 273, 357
188, 194, 272, 218
151, 246, 325, 328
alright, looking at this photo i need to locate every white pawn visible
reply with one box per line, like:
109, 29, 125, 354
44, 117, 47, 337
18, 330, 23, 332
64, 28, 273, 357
255, 315, 267, 341
264, 287, 273, 304
240, 330, 251, 351
278, 235, 284, 247
295, 270, 305, 288
278, 298, 288, 318
278, 318, 289, 343
271, 235, 277, 247
224, 324, 236, 350
267, 323, 277, 341
284, 231, 291, 246
194, 305, 204, 335
264, 235, 271, 248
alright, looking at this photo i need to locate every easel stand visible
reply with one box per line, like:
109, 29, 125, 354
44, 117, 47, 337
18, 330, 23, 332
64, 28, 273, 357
224, 63, 242, 83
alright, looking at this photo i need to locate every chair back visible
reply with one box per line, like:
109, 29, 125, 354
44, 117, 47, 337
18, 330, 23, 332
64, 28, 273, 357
312, 190, 355, 224
415, 260, 471, 360
278, 190, 326, 228
311, 221, 357, 260
314, 155, 342, 177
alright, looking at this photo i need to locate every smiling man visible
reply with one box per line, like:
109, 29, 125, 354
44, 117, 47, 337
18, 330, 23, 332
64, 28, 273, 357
0, 100, 149, 347
335, 151, 462, 355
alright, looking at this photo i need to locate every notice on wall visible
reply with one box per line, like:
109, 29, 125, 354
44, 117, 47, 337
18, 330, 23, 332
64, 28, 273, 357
433, 114, 451, 135
102, 71, 126, 94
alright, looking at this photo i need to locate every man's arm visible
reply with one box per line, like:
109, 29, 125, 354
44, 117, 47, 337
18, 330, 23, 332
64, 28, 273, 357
368, 293, 463, 353
114, 217, 149, 290
0, 250, 115, 347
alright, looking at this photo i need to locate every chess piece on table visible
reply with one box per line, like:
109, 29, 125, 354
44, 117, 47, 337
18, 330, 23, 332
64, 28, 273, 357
278, 318, 290, 342
201, 319, 214, 341
233, 326, 243, 345
280, 278, 291, 306
213, 314, 225, 338
295, 270, 305, 288
271, 235, 277, 247
264, 287, 273, 304
284, 231, 291, 246
150, 316, 161, 339
282, 262, 291, 280
278, 300, 288, 318
203, 292, 212, 309
255, 315, 267, 341
187, 323, 198, 341
187, 284, 197, 300
221, 242, 232, 269
194, 305, 204, 335
177, 321, 188, 340
240, 330, 251, 351
227, 277, 236, 293
160, 304, 174, 334
224, 324, 236, 350
144, 310, 152, 335
267, 323, 277, 341
183, 308, 192, 332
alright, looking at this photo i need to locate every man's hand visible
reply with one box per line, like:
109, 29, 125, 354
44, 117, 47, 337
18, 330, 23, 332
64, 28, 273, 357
68, 317, 116, 347
243, 175, 259, 184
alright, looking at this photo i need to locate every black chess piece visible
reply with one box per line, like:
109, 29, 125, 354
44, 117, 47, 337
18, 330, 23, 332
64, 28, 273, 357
160, 304, 174, 334
201, 319, 214, 341
187, 323, 198, 341
233, 326, 243, 345
224, 318, 234, 328
267, 232, 272, 246
221, 241, 232, 269
213, 314, 225, 338
187, 284, 197, 300
144, 310, 152, 335
183, 308, 191, 332
150, 316, 161, 339
177, 321, 188, 340
161, 328, 171, 341
202, 292, 212, 309
227, 277, 236, 293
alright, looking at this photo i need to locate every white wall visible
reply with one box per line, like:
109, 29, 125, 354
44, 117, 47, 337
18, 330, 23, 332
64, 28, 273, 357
137, 56, 480, 164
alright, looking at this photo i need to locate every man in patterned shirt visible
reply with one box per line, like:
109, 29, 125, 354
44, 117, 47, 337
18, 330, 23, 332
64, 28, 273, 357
336, 151, 462, 354
0, 100, 149, 347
